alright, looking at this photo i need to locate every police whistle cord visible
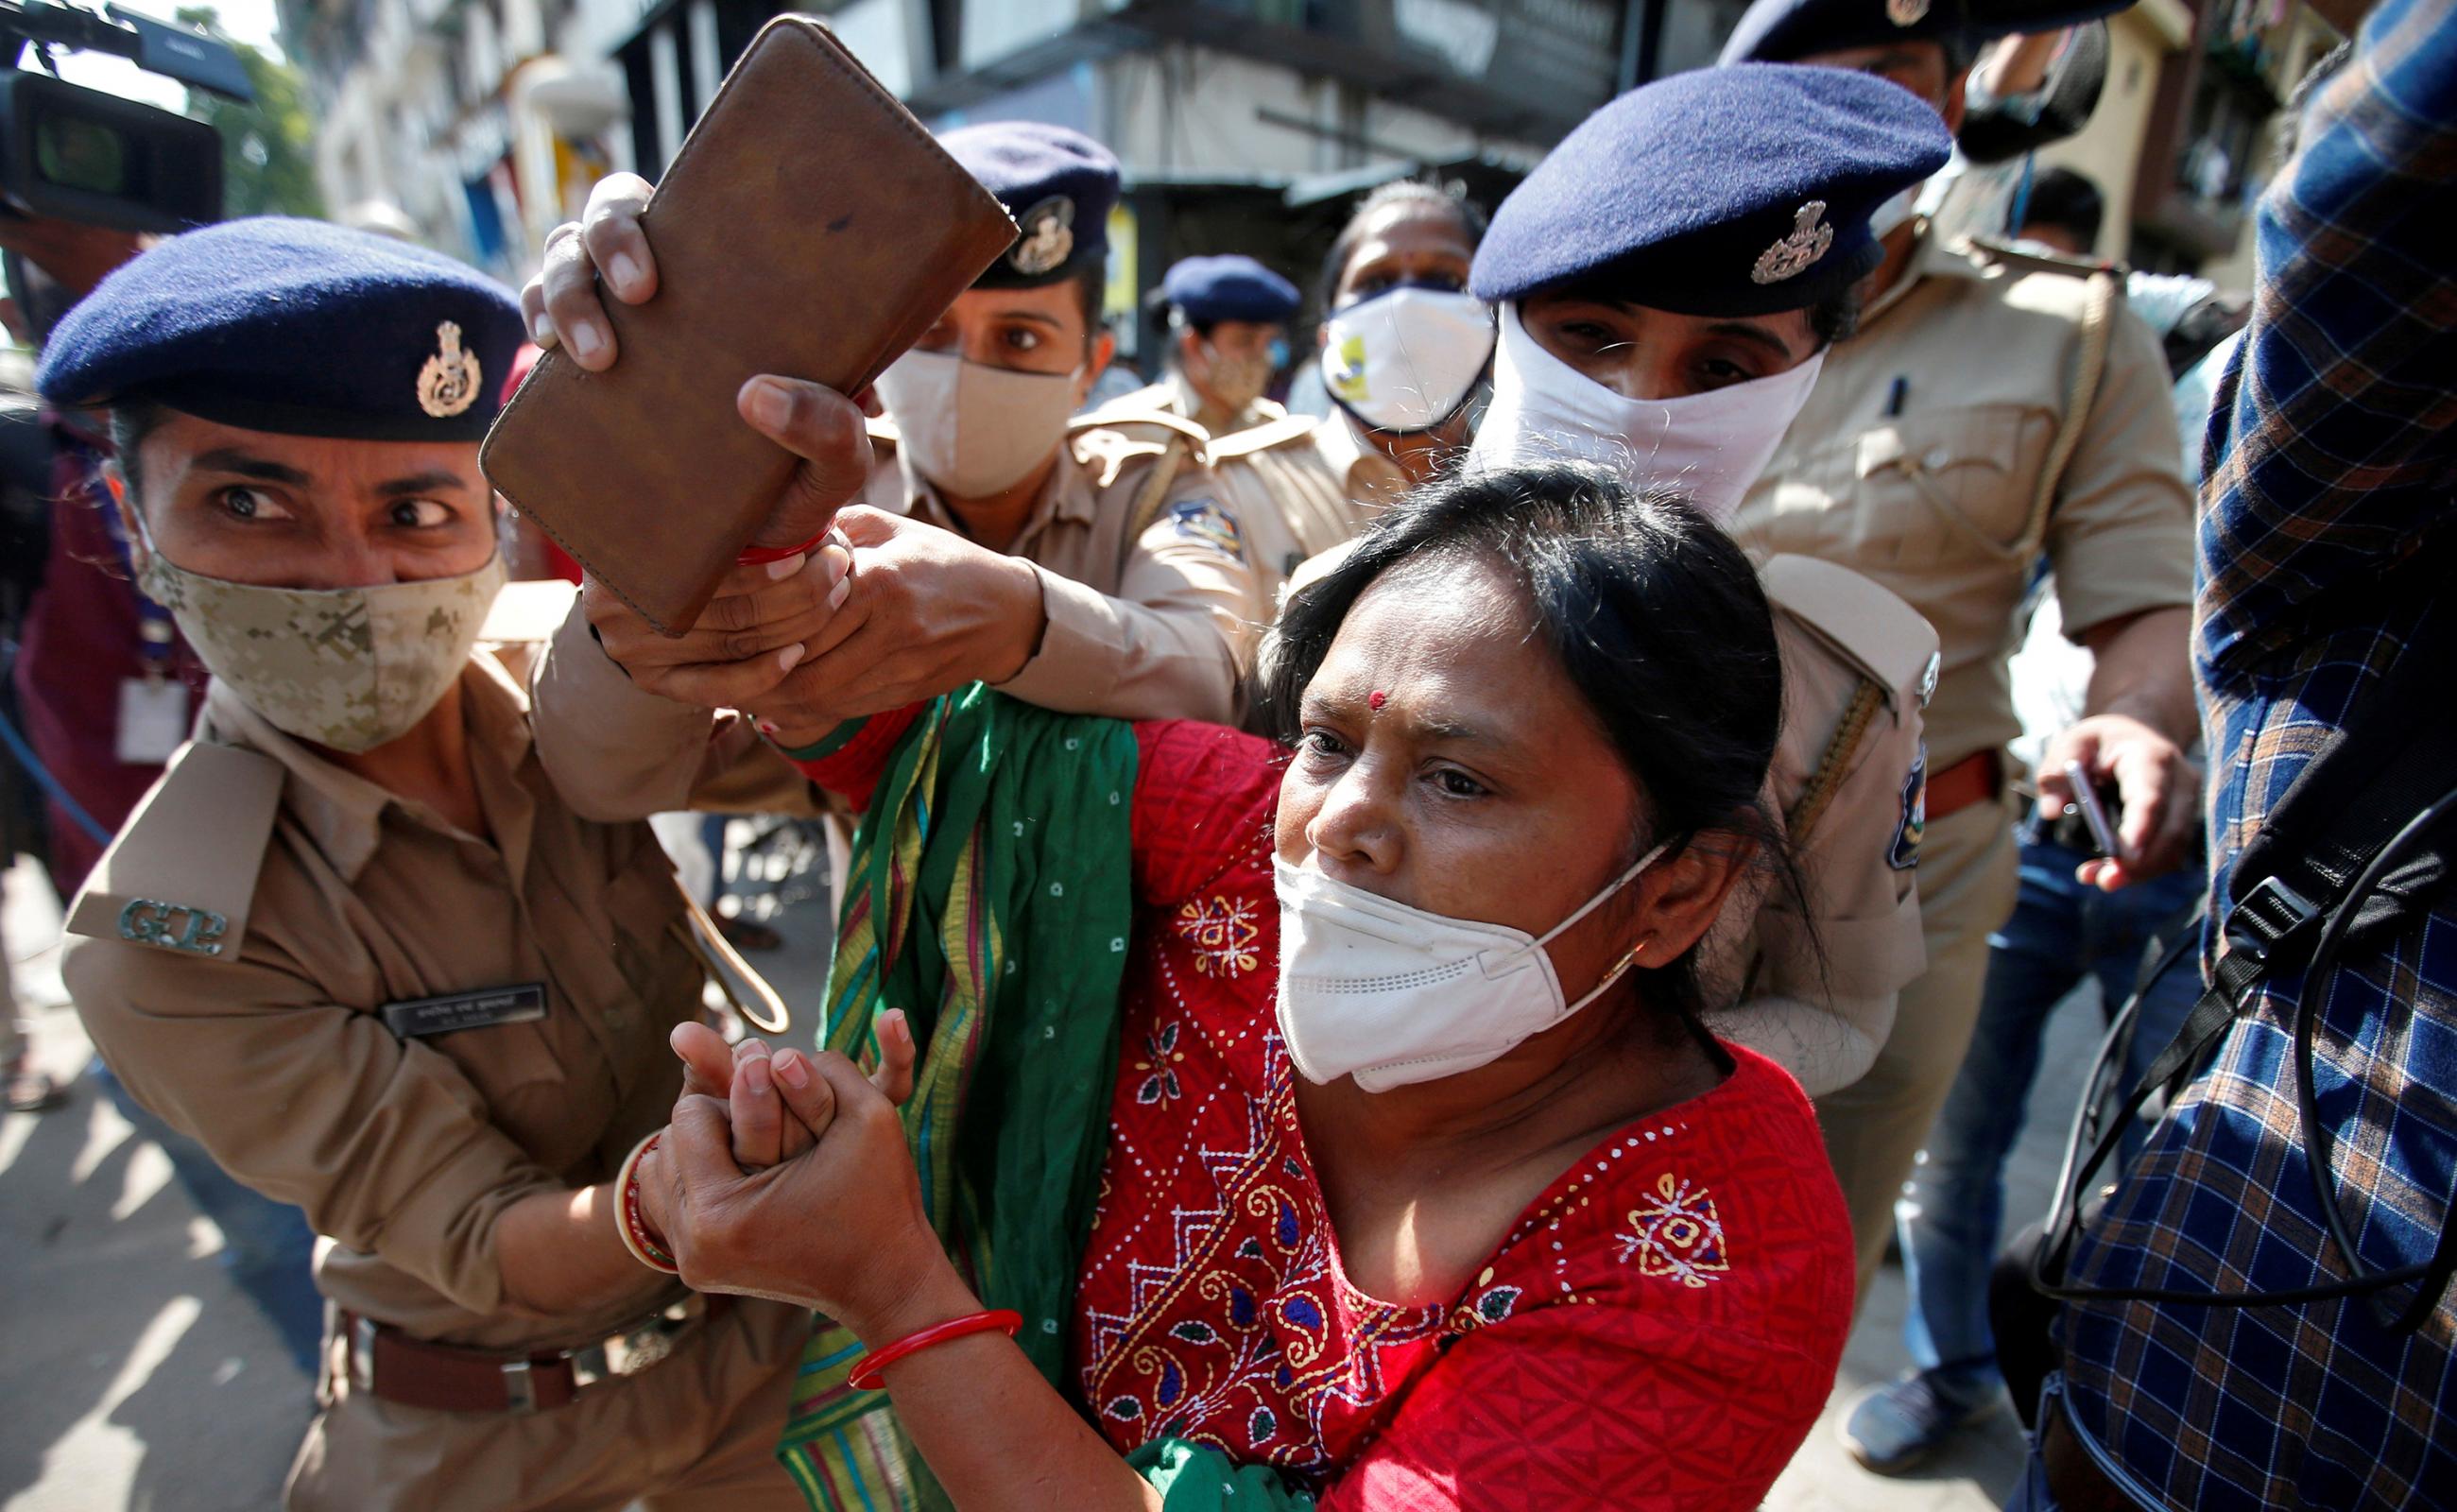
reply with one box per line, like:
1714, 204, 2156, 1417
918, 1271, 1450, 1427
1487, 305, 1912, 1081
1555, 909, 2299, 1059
0, 702, 111, 846
2032, 779, 2457, 1333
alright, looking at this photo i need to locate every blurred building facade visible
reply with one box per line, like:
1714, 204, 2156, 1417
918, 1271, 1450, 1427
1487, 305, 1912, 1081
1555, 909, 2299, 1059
272, 0, 2336, 314
2024, 0, 2338, 272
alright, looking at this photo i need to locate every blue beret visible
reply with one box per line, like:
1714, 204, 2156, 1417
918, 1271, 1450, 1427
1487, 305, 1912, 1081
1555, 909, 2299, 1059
1718, 0, 2134, 66
1470, 64, 1952, 316
1161, 255, 1300, 325
939, 122, 1119, 289
35, 216, 524, 443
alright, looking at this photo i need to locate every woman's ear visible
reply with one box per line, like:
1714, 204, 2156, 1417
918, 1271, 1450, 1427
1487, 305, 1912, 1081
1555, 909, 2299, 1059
100, 463, 148, 574
1077, 328, 1118, 404
1628, 833, 1758, 964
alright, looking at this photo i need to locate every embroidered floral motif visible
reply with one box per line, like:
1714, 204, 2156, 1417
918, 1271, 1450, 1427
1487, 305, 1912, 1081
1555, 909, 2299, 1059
1174, 894, 1263, 978
1082, 1058, 1445, 1478
1450, 1265, 1524, 1332
1134, 1021, 1186, 1105
1616, 1173, 1729, 1288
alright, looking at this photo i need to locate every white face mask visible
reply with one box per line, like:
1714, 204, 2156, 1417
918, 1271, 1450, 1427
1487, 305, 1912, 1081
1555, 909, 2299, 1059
1320, 287, 1495, 435
874, 347, 1081, 497
1273, 842, 1666, 1092
1469, 304, 1824, 524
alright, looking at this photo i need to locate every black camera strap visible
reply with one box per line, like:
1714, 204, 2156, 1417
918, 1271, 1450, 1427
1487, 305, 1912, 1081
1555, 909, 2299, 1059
2035, 557, 2457, 1330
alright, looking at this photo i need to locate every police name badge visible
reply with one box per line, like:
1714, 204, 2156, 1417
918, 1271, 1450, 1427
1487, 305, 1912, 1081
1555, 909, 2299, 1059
381, 982, 548, 1039
115, 677, 190, 765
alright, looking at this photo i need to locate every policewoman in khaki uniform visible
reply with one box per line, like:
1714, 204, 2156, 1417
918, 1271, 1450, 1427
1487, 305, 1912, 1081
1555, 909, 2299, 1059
1119, 192, 1494, 611
1123, 253, 1301, 438
531, 124, 1258, 728
1291, 65, 1947, 1099
1723, 0, 2202, 1290
44, 219, 815, 1512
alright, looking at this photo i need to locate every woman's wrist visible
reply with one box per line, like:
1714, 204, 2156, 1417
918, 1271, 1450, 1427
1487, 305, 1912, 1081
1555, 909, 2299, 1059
844, 1247, 982, 1350
756, 711, 839, 751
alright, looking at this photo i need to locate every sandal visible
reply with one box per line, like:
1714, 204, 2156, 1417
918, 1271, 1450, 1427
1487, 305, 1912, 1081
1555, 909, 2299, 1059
7, 1066, 67, 1114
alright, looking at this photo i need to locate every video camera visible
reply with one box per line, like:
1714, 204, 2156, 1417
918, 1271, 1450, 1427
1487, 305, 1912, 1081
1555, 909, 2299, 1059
0, 0, 249, 233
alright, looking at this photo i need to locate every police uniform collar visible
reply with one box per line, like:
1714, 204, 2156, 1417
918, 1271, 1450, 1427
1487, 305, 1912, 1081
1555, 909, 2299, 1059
1854, 219, 1983, 326
201, 655, 532, 884
1314, 410, 1409, 498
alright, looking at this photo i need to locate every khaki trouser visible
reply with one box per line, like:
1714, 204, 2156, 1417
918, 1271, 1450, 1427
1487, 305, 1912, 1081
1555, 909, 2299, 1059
1814, 791, 2022, 1308
286, 1297, 811, 1512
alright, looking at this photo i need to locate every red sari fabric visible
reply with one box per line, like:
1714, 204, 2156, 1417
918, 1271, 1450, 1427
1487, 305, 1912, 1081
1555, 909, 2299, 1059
1070, 721, 1855, 1509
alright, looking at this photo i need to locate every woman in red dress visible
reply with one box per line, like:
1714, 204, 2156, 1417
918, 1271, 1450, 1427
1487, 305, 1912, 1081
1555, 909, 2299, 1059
620, 461, 1853, 1510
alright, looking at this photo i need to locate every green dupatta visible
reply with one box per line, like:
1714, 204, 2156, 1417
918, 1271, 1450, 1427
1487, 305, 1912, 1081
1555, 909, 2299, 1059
776, 685, 1137, 1511
773, 688, 1317, 1512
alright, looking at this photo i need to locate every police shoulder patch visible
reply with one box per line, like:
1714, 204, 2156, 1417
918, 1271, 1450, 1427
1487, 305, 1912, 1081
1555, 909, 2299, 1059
1889, 743, 1927, 871
1166, 495, 1245, 561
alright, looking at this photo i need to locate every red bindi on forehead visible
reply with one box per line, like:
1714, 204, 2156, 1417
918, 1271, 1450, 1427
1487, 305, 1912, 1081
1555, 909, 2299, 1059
1367, 690, 1388, 711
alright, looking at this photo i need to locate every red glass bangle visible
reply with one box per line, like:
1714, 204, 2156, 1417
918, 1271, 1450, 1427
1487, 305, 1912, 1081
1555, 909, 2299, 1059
736, 532, 827, 566
618, 1132, 679, 1275
847, 1309, 1022, 1391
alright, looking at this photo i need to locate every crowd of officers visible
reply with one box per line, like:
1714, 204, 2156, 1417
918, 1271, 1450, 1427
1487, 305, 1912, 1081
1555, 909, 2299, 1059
4, 0, 2221, 1505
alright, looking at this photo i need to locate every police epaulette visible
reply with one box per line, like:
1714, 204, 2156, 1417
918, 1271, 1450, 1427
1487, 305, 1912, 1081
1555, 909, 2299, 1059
1072, 404, 1212, 450
1760, 555, 1938, 713
1968, 235, 2127, 285
63, 741, 285, 964
1207, 412, 1320, 460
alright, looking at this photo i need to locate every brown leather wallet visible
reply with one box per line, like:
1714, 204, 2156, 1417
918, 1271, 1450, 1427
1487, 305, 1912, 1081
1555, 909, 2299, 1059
480, 16, 1017, 634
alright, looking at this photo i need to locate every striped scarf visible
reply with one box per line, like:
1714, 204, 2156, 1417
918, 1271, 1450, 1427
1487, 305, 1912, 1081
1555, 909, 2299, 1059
777, 686, 1137, 1510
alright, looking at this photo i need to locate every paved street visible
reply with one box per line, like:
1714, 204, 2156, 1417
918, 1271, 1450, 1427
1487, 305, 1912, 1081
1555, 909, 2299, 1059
4, 839, 2104, 1511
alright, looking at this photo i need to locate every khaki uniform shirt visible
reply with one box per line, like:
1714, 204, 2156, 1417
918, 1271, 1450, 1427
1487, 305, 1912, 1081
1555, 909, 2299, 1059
1121, 373, 1277, 439
60, 597, 810, 1353
860, 417, 1257, 725
1702, 558, 1936, 1095
1732, 232, 2195, 772
1104, 385, 1407, 616
1210, 413, 1409, 612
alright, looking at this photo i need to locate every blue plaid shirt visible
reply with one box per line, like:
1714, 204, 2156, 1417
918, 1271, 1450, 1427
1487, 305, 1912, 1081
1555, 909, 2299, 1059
2058, 3, 2457, 1505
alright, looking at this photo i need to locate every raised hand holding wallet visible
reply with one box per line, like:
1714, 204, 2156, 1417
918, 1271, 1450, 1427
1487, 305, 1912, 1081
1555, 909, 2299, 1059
480, 16, 1017, 634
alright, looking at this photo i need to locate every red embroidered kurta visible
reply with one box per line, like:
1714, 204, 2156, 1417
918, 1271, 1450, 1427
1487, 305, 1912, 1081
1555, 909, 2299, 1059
1071, 720, 1855, 1509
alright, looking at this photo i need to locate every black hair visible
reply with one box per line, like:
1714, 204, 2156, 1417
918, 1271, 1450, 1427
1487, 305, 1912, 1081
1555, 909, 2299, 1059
1262, 462, 1808, 1064
1807, 283, 1864, 348
1314, 179, 1489, 315
1158, 313, 1216, 372
1067, 260, 1108, 347
106, 398, 163, 503
2018, 167, 2106, 252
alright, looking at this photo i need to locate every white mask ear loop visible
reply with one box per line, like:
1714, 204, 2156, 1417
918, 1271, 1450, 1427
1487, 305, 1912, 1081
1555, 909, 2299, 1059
1530, 839, 1669, 951
1519, 838, 1672, 1015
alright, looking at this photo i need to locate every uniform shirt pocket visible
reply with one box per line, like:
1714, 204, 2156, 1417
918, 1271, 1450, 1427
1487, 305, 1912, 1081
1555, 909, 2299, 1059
1847, 404, 2053, 571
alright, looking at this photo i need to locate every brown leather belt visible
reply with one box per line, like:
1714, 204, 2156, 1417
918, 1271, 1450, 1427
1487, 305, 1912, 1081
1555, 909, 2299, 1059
332, 1295, 727, 1414
1925, 748, 2005, 824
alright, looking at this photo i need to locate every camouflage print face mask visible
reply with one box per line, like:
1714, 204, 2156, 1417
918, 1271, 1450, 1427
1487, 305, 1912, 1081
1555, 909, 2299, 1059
136, 526, 507, 754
